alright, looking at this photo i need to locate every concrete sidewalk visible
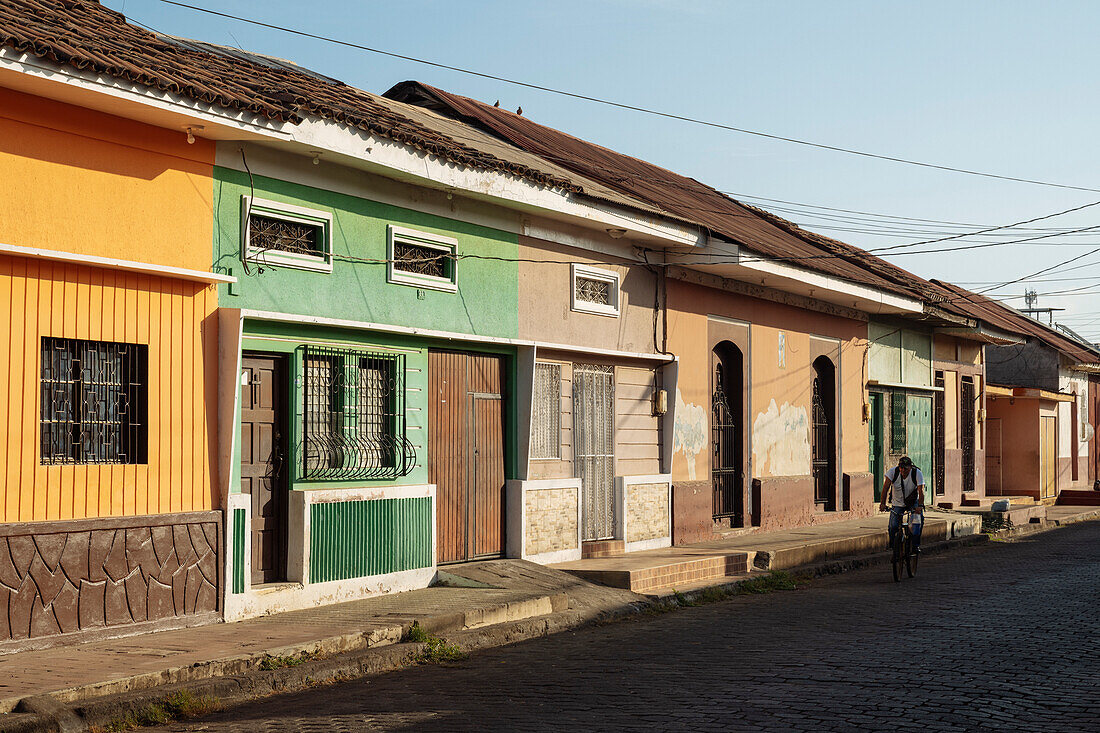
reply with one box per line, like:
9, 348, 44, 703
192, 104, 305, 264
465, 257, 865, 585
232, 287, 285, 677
551, 510, 984, 593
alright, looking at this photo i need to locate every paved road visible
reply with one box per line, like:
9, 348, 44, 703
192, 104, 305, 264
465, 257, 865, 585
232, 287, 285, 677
168, 523, 1100, 732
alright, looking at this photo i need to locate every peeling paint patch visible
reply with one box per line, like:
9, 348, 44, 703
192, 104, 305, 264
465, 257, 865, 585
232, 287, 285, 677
674, 389, 708, 481
752, 399, 810, 476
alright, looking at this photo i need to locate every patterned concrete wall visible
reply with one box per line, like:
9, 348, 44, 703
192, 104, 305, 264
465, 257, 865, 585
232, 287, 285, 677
626, 483, 670, 543
524, 487, 578, 556
0, 513, 220, 642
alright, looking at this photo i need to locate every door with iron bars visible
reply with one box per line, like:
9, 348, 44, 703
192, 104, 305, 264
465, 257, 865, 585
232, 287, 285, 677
711, 342, 744, 525
574, 364, 616, 541
428, 351, 507, 563
240, 354, 288, 585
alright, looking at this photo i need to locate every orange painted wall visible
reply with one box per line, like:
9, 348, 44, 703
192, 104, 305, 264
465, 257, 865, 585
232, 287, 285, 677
0, 255, 219, 523
0, 86, 214, 271
667, 278, 867, 483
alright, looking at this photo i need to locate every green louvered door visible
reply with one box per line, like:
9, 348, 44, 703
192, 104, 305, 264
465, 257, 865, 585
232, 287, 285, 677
906, 395, 934, 506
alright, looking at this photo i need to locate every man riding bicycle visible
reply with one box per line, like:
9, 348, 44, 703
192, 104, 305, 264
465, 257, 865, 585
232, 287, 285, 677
879, 456, 925, 554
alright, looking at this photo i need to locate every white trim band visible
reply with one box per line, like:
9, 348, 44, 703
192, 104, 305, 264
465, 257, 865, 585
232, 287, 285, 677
0, 242, 236, 283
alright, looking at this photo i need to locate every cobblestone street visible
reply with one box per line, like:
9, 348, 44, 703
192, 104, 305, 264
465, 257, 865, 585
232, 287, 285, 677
168, 523, 1100, 732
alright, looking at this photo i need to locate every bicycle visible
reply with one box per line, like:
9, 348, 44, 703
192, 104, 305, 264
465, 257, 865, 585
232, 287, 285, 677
891, 508, 921, 582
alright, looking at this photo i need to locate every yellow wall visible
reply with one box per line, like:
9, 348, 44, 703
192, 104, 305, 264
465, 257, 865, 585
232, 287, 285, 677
0, 87, 214, 271
0, 256, 219, 522
0, 87, 219, 523
667, 279, 868, 483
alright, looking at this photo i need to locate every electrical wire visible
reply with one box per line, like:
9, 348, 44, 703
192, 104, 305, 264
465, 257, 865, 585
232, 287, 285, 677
154, 0, 1100, 194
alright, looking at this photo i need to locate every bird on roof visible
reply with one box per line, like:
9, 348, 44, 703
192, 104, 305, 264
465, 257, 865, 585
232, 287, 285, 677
493, 100, 500, 107
516, 106, 523, 115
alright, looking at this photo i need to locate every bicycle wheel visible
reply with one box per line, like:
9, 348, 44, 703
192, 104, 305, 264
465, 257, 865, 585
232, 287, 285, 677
906, 541, 918, 578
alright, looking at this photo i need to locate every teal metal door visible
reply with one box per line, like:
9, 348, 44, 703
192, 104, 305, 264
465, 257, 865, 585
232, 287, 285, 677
907, 395, 934, 505
869, 393, 884, 501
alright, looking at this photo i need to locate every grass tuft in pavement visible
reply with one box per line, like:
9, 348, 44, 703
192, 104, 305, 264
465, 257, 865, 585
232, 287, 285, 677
736, 570, 800, 594
90, 689, 220, 732
257, 650, 318, 671
405, 622, 468, 664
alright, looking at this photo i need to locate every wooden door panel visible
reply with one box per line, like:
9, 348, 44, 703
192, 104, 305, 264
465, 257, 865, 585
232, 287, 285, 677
241, 355, 287, 584
428, 351, 506, 563
473, 396, 505, 557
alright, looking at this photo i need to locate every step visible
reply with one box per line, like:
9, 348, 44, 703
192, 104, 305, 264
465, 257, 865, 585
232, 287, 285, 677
559, 551, 749, 593
1056, 490, 1100, 506
581, 539, 625, 558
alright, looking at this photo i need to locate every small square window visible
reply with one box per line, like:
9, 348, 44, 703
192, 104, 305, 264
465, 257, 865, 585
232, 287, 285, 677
242, 197, 333, 273
387, 225, 458, 292
571, 264, 620, 317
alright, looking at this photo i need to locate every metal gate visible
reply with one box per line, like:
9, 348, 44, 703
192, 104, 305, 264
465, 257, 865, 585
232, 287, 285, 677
961, 378, 976, 494
906, 394, 934, 506
933, 372, 945, 496
574, 365, 615, 541
711, 363, 741, 522
811, 377, 832, 506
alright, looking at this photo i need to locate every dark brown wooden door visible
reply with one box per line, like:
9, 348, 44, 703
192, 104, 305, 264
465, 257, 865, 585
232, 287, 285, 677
428, 351, 506, 563
241, 354, 288, 584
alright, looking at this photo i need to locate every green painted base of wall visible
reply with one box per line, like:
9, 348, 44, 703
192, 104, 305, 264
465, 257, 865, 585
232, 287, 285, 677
310, 497, 432, 583
232, 508, 246, 594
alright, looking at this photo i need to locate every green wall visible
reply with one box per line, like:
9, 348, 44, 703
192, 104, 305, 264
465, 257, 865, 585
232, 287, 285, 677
235, 320, 521, 492
213, 166, 520, 339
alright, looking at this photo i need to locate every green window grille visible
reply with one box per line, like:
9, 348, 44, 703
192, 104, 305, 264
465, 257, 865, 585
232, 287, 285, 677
890, 392, 907, 453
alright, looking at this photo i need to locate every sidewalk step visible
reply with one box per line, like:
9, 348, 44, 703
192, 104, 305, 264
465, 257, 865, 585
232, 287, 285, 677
582, 540, 625, 558
559, 552, 748, 593
1056, 489, 1100, 506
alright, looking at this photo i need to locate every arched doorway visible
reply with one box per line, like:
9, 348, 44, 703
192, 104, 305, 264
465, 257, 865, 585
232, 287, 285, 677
711, 341, 744, 526
811, 356, 837, 511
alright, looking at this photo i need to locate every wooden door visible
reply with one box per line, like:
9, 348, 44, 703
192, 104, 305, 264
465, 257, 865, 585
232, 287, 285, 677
240, 355, 288, 584
428, 351, 506, 563
1040, 415, 1057, 499
985, 418, 1002, 496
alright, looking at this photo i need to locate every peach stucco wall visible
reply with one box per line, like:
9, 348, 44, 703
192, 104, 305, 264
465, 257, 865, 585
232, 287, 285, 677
666, 278, 867, 485
517, 236, 656, 354
0, 86, 215, 271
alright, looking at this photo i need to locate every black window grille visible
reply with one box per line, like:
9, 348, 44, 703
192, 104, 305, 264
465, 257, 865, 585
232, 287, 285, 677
575, 276, 612, 306
249, 213, 324, 257
393, 240, 451, 279
890, 390, 907, 453
40, 337, 148, 465
300, 345, 415, 480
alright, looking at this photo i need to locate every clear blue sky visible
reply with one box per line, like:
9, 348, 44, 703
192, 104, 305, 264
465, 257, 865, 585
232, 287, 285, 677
107, 0, 1100, 336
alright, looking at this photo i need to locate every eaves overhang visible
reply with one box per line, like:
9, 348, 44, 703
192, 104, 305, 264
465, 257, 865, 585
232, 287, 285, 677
935, 324, 1025, 345
0, 49, 704, 250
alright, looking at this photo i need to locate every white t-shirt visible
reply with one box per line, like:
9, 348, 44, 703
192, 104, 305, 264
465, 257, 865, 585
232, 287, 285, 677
885, 466, 924, 508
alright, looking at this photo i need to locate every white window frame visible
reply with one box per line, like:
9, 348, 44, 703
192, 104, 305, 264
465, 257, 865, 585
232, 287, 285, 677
241, 196, 333, 273
530, 361, 563, 460
387, 225, 458, 293
570, 263, 620, 317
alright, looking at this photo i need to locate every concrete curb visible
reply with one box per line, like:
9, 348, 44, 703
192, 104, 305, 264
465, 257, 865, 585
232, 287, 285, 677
0, 523, 1072, 733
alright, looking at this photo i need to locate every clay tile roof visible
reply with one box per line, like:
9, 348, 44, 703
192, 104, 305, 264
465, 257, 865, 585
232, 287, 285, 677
384, 80, 973, 301
932, 280, 1100, 364
0, 0, 586, 192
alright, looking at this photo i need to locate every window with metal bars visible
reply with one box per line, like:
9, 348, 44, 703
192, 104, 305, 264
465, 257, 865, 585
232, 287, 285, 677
530, 363, 562, 459
570, 264, 620, 316
249, 214, 324, 257
890, 391, 907, 453
40, 337, 148, 465
300, 345, 415, 480
387, 225, 458, 292
243, 197, 333, 273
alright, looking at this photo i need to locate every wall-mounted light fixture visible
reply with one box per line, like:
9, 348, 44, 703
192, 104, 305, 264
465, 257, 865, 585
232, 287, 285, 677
606, 228, 627, 239
184, 125, 204, 144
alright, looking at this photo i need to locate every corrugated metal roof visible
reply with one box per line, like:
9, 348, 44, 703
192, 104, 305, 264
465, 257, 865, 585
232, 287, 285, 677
382, 81, 991, 304
932, 280, 1100, 364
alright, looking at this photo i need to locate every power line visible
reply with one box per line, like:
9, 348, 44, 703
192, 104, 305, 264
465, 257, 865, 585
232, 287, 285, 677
154, 0, 1100, 194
